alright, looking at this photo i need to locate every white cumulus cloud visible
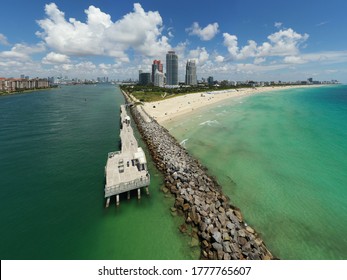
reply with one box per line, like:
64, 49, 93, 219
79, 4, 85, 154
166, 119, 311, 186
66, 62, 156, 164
0, 43, 45, 60
223, 28, 309, 60
42, 52, 70, 64
36, 3, 171, 61
186, 22, 219, 41
188, 47, 210, 64
215, 55, 225, 63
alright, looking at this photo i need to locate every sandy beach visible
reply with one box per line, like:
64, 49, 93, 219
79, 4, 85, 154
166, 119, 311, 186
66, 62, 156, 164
140, 85, 322, 124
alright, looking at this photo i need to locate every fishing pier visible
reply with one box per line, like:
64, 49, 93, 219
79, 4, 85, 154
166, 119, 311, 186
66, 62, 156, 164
104, 105, 150, 207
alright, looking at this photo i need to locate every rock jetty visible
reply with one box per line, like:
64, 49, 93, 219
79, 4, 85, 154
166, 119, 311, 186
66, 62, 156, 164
124, 92, 274, 260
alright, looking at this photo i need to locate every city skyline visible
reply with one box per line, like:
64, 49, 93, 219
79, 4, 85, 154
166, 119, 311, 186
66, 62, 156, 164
0, 0, 347, 82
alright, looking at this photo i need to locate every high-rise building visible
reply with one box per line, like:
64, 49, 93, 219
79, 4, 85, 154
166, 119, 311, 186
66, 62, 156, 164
154, 70, 165, 87
166, 51, 178, 86
138, 72, 151, 85
207, 76, 214, 85
152, 60, 163, 83
185, 60, 197, 86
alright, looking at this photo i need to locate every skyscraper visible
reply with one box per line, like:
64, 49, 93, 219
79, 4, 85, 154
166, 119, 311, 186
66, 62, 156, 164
154, 70, 165, 87
152, 60, 163, 83
166, 51, 178, 86
185, 60, 197, 86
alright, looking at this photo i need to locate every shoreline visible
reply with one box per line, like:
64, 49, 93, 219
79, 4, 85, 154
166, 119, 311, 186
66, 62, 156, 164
122, 89, 274, 260
141, 85, 325, 124
0, 87, 54, 96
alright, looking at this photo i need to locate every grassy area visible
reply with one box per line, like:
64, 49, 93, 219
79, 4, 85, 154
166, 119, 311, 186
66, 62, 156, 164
120, 83, 312, 103
121, 85, 243, 102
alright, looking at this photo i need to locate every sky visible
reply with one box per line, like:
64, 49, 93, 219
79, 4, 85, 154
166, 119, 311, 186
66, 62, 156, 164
0, 0, 346, 82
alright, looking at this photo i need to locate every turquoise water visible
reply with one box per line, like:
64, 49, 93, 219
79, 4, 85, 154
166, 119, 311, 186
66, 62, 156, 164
165, 86, 347, 260
0, 85, 197, 260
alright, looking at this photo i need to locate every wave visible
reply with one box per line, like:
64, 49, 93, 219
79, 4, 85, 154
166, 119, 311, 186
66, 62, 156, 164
199, 120, 220, 127
179, 138, 189, 147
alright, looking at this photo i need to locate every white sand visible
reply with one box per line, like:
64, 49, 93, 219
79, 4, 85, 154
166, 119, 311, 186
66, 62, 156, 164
140, 85, 321, 124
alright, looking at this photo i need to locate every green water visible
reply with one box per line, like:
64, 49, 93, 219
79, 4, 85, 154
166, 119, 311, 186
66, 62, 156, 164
0, 85, 197, 260
165, 86, 347, 260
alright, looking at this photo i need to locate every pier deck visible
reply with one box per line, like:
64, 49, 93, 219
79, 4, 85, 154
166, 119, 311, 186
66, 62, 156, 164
104, 105, 150, 207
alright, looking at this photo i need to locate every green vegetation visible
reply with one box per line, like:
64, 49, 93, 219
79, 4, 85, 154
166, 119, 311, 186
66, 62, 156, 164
120, 84, 244, 102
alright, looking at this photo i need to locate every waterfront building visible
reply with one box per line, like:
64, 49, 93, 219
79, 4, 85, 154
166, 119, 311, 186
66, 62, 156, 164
138, 72, 151, 85
185, 59, 197, 86
154, 70, 165, 87
166, 51, 178, 86
152, 60, 163, 83
0, 77, 49, 93
207, 76, 214, 85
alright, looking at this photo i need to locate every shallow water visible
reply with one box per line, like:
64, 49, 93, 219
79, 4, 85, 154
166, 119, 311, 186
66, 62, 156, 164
165, 85, 347, 259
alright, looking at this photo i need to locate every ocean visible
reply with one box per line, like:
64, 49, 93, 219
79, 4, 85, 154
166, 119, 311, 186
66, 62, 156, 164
0, 84, 198, 260
165, 85, 347, 260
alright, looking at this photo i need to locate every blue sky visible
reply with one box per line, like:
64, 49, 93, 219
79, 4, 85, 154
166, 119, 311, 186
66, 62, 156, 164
0, 0, 346, 82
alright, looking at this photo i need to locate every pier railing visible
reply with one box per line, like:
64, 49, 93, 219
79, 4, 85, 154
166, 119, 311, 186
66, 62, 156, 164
104, 175, 150, 197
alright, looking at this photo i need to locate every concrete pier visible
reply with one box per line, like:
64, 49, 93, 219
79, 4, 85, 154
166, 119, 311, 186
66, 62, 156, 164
104, 105, 150, 207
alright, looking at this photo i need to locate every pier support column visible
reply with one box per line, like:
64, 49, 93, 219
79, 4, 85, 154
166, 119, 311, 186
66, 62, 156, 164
105, 197, 110, 208
127, 191, 131, 200
137, 188, 141, 200
145, 187, 149, 195
116, 195, 120, 207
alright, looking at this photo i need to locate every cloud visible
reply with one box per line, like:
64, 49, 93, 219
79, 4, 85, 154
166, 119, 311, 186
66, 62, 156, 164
42, 52, 70, 64
254, 57, 266, 64
0, 33, 9, 45
274, 22, 283, 29
316, 21, 329, 27
283, 56, 306, 64
223, 28, 309, 60
0, 43, 45, 60
36, 3, 171, 61
188, 47, 209, 64
186, 22, 219, 41
215, 55, 225, 63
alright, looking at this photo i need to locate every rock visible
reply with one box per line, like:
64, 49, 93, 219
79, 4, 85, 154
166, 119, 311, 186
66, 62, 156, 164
179, 224, 187, 233
202, 240, 209, 248
218, 214, 226, 226
255, 238, 263, 246
238, 237, 247, 246
234, 209, 243, 222
170, 207, 177, 212
212, 242, 223, 251
223, 253, 231, 260
183, 203, 190, 211
212, 231, 222, 243
226, 221, 235, 230
223, 242, 232, 253
200, 222, 207, 232
238, 229, 246, 237
223, 232, 230, 241
215, 200, 221, 209
246, 226, 255, 234
201, 231, 210, 241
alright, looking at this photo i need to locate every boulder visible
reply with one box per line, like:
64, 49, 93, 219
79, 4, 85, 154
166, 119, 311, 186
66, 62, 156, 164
212, 231, 222, 243
212, 242, 223, 251
246, 226, 255, 234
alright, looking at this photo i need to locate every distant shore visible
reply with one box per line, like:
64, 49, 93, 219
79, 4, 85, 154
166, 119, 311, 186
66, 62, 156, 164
0, 87, 54, 96
141, 85, 325, 124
